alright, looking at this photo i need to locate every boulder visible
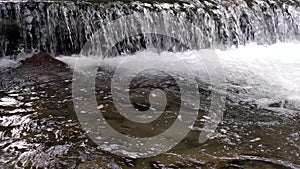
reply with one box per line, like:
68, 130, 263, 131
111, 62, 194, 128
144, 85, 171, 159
0, 52, 72, 92
19, 52, 69, 69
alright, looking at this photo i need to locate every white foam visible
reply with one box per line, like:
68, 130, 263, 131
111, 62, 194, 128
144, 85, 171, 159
216, 42, 300, 107
0, 58, 18, 69
0, 52, 35, 70
57, 54, 101, 70
58, 42, 300, 110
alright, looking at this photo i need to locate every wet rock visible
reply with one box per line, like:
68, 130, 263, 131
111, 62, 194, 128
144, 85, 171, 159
268, 101, 282, 108
19, 52, 68, 68
221, 159, 292, 169
0, 52, 72, 92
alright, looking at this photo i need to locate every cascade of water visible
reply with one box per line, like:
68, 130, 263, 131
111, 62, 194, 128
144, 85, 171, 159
0, 0, 299, 58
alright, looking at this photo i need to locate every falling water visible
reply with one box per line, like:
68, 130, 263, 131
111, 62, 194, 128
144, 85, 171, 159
0, 0, 299, 57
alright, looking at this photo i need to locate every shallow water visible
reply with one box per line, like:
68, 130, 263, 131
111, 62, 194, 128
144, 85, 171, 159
0, 42, 299, 168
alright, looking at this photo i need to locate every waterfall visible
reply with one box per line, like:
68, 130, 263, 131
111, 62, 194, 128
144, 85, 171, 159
0, 0, 299, 58
1, 1, 300, 168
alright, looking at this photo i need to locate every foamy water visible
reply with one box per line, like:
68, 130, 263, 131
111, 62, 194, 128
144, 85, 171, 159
57, 42, 300, 111
0, 58, 18, 69
1, 42, 298, 111
0, 42, 299, 168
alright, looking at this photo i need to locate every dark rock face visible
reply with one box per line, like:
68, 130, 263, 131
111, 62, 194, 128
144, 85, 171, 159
0, 52, 71, 92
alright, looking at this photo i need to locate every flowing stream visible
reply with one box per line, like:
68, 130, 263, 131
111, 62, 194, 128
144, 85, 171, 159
0, 0, 300, 168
